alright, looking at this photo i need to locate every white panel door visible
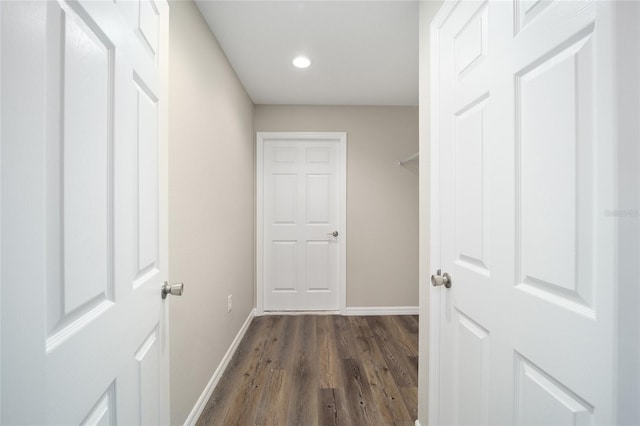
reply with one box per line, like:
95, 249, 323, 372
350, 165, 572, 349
1, 0, 171, 424
431, 1, 616, 425
259, 133, 346, 311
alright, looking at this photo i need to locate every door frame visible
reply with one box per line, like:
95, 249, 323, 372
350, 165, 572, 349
256, 132, 347, 315
425, 1, 640, 425
0, 2, 3, 421
426, 2, 453, 424
158, 2, 171, 422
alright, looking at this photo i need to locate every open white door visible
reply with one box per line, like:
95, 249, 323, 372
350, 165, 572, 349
430, 1, 620, 424
1, 0, 172, 424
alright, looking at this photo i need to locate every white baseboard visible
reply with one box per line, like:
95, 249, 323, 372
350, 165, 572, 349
415, 420, 421, 426
183, 308, 256, 426
344, 306, 419, 316
259, 310, 341, 316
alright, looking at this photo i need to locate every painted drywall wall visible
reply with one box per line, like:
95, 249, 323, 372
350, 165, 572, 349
254, 106, 419, 308
168, 1, 255, 424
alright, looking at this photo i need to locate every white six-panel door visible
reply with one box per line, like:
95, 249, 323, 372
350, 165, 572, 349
1, 0, 170, 424
258, 132, 346, 312
430, 1, 616, 424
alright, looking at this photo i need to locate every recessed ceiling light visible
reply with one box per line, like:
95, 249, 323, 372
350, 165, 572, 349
292, 56, 311, 69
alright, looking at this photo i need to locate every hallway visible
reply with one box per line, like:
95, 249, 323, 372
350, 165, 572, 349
196, 315, 418, 425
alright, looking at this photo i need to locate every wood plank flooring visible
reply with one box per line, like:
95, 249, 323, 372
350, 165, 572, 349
196, 315, 419, 426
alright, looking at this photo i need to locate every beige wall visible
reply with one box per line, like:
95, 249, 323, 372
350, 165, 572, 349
254, 106, 419, 308
168, 2, 255, 424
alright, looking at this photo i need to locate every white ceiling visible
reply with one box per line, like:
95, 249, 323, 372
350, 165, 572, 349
195, 1, 421, 106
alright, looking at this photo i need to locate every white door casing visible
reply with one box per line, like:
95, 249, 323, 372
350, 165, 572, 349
257, 132, 347, 313
429, 1, 619, 425
1, 0, 170, 424
0, 2, 3, 421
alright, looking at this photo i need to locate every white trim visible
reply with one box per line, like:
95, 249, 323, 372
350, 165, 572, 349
338, 133, 347, 315
344, 306, 419, 316
415, 420, 421, 426
256, 307, 418, 316
0, 2, 3, 421
611, 2, 640, 422
256, 134, 264, 316
417, 1, 439, 424
258, 310, 340, 316
256, 132, 347, 315
157, 2, 171, 424
427, 2, 456, 425
183, 308, 256, 426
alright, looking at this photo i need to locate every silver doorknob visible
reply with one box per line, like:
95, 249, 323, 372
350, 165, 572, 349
431, 270, 451, 288
162, 281, 184, 299
327, 231, 339, 237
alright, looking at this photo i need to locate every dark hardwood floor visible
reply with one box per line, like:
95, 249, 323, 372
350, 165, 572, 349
196, 315, 419, 426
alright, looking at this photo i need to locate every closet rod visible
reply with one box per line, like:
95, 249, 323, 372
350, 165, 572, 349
397, 152, 419, 166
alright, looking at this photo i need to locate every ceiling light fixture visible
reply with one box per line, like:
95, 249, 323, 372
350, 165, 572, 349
292, 55, 311, 69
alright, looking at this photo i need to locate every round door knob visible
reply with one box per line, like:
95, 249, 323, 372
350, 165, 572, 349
327, 231, 339, 237
162, 281, 184, 299
431, 272, 451, 288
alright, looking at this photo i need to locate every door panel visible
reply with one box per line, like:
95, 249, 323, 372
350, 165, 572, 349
307, 174, 330, 224
135, 75, 160, 282
139, 0, 160, 55
81, 384, 116, 426
454, 94, 490, 276
516, 29, 595, 314
45, 0, 115, 344
454, 311, 489, 426
431, 1, 615, 425
135, 327, 161, 426
514, 354, 593, 426
260, 133, 345, 312
453, 1, 487, 81
273, 241, 297, 291
60, 3, 112, 316
274, 174, 297, 224
307, 241, 331, 291
515, 0, 553, 34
